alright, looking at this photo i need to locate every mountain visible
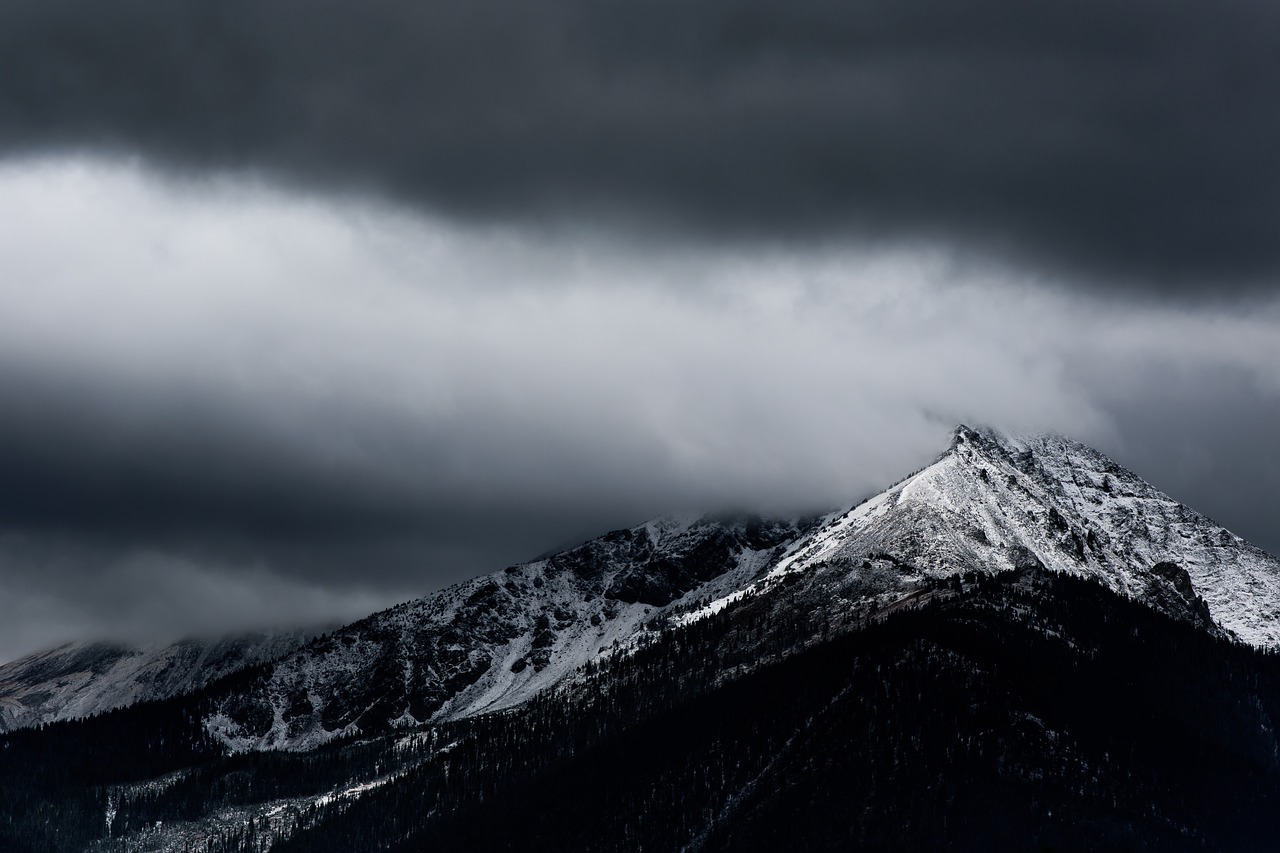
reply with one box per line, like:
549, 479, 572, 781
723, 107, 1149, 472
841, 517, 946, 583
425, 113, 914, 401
2, 424, 1280, 852
205, 424, 1280, 753
0, 632, 314, 733
10, 424, 1273, 749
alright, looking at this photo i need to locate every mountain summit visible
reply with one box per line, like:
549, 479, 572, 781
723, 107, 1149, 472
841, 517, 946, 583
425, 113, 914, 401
689, 424, 1280, 645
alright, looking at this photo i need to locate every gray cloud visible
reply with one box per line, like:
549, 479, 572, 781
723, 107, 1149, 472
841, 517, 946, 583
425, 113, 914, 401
0, 161, 1277, 661
1, 0, 1279, 290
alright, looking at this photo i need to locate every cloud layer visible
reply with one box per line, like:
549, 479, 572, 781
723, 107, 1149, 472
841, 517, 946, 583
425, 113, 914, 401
0, 159, 1277, 661
2, 0, 1279, 290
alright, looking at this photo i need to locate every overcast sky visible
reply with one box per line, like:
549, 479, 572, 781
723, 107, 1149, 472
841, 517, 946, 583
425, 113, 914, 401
1, 0, 1278, 662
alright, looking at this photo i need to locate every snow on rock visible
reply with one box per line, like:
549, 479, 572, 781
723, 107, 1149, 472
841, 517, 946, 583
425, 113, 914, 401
685, 425, 1280, 646
204, 514, 817, 751
0, 632, 314, 733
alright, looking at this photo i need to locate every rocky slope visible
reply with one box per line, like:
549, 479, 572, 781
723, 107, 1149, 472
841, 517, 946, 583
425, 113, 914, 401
0, 632, 313, 733
205, 514, 817, 750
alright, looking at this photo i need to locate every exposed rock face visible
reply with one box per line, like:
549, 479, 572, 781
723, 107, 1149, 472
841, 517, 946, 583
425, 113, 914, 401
1146, 561, 1215, 629
599, 518, 800, 606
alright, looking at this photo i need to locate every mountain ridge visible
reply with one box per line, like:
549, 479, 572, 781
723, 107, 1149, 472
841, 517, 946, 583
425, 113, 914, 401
2, 424, 1277, 751
204, 512, 817, 751
202, 423, 1280, 752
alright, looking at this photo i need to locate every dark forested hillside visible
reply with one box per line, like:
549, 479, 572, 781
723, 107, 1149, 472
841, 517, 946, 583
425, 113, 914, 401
11, 568, 1275, 851
277, 570, 1280, 852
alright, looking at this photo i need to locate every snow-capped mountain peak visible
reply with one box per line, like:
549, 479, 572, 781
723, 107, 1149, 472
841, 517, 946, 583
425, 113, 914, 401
694, 424, 1279, 644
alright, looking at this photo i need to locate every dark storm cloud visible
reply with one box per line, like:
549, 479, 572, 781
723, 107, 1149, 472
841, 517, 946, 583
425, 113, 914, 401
2, 0, 1279, 290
